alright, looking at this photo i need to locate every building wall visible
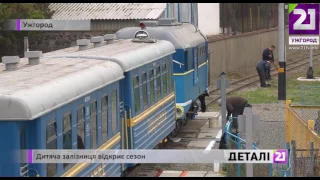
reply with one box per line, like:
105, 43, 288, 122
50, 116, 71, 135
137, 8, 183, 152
198, 3, 220, 36
207, 27, 289, 84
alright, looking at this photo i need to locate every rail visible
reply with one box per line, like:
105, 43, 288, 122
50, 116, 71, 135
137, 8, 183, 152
206, 53, 320, 106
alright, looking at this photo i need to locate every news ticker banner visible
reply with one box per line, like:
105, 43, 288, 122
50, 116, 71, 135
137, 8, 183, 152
2, 19, 91, 31
289, 4, 320, 46
20, 149, 288, 164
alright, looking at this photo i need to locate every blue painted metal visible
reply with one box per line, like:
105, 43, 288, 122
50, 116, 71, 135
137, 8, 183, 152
0, 79, 123, 177
121, 55, 176, 169
165, 3, 169, 18
177, 3, 180, 22
236, 133, 241, 177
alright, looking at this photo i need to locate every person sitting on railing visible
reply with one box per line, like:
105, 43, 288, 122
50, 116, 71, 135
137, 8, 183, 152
218, 97, 251, 132
217, 96, 251, 149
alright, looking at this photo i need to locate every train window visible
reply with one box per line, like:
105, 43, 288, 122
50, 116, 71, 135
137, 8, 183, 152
142, 72, 147, 109
162, 63, 167, 95
101, 95, 108, 142
133, 76, 140, 113
111, 89, 117, 135
156, 65, 161, 100
202, 47, 204, 56
149, 69, 155, 105
77, 106, 85, 149
90, 101, 97, 149
63, 113, 72, 170
46, 119, 57, 177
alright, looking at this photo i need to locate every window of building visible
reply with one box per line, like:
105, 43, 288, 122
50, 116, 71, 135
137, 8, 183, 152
77, 106, 85, 149
156, 65, 161, 100
133, 76, 140, 113
90, 101, 97, 149
142, 72, 148, 109
63, 113, 72, 169
111, 89, 117, 135
46, 119, 57, 177
162, 63, 167, 95
101, 95, 108, 142
149, 69, 155, 104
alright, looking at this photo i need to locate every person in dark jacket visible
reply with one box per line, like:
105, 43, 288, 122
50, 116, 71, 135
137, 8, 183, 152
217, 97, 251, 149
256, 60, 271, 88
262, 45, 275, 80
198, 88, 209, 113
77, 134, 85, 149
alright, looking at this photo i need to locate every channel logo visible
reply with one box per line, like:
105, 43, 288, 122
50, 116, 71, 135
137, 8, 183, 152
273, 149, 288, 164
289, 4, 319, 35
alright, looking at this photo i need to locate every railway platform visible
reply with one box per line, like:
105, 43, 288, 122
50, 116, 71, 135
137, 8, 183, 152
157, 170, 223, 177
129, 111, 225, 177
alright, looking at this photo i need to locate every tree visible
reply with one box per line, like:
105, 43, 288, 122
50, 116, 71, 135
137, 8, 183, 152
0, 3, 54, 59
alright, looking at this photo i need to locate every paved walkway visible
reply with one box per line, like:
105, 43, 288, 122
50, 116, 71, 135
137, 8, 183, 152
160, 112, 224, 177
158, 170, 224, 177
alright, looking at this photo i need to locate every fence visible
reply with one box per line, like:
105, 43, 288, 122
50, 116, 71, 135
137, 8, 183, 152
224, 114, 290, 177
286, 100, 320, 150
220, 3, 287, 35
283, 141, 320, 177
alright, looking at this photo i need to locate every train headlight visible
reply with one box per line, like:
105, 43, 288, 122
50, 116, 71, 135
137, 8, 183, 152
175, 105, 184, 119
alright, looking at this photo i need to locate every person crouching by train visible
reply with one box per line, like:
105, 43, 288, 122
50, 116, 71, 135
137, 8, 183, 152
217, 97, 251, 149
262, 45, 275, 80
256, 60, 271, 88
198, 88, 210, 113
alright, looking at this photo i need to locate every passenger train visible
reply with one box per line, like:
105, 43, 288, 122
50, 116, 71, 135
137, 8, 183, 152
0, 18, 209, 177
116, 18, 210, 131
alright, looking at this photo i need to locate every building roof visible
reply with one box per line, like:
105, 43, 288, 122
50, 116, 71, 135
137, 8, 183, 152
49, 39, 176, 72
49, 3, 166, 20
0, 57, 124, 120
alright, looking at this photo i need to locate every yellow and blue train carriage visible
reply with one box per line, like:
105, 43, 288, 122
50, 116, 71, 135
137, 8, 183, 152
116, 18, 210, 126
50, 32, 177, 170
0, 55, 124, 177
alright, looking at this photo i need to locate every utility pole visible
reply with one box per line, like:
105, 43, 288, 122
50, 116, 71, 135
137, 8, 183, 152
232, 3, 236, 35
278, 3, 286, 100
307, 47, 314, 79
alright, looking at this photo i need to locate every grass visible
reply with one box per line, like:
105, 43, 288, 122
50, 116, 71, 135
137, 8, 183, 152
229, 69, 320, 104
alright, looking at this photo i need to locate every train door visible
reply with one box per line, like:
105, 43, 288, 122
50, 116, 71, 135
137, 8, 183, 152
193, 47, 199, 85
20, 125, 28, 177
207, 49, 211, 87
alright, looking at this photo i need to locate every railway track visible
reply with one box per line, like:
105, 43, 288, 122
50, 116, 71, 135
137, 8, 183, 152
205, 53, 320, 106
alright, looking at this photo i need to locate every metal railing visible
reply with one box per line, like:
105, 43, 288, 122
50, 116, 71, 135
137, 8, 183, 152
224, 115, 289, 177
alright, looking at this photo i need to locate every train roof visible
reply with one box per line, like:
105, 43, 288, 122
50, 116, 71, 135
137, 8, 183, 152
0, 57, 124, 120
115, 23, 207, 49
49, 39, 176, 72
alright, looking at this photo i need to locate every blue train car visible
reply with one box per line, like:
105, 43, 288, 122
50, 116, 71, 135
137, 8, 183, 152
116, 18, 210, 128
0, 55, 124, 177
49, 32, 177, 171
1, 30, 177, 177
